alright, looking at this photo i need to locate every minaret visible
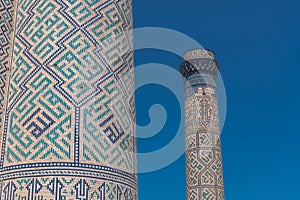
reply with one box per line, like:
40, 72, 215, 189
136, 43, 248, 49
0, 0, 137, 199
180, 49, 225, 200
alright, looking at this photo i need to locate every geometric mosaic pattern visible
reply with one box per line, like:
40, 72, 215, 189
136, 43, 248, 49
181, 49, 225, 200
0, 0, 14, 136
1, 172, 137, 199
0, 0, 137, 198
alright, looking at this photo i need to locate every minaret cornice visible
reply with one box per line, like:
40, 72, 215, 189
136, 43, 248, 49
180, 49, 219, 80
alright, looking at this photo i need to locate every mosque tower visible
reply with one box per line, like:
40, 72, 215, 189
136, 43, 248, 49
181, 49, 225, 200
0, 0, 137, 199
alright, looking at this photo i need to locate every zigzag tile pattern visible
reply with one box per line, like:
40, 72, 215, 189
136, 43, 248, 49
0, 0, 14, 136
0, 0, 137, 199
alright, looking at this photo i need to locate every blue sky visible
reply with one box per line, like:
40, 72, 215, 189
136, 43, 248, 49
133, 0, 300, 199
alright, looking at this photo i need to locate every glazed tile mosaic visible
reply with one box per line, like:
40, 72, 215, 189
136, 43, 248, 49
181, 49, 225, 200
0, 0, 137, 199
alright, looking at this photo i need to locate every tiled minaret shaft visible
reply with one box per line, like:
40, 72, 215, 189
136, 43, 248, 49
181, 49, 225, 200
0, 0, 138, 199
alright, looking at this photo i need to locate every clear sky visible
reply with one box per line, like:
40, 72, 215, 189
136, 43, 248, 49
133, 0, 300, 199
